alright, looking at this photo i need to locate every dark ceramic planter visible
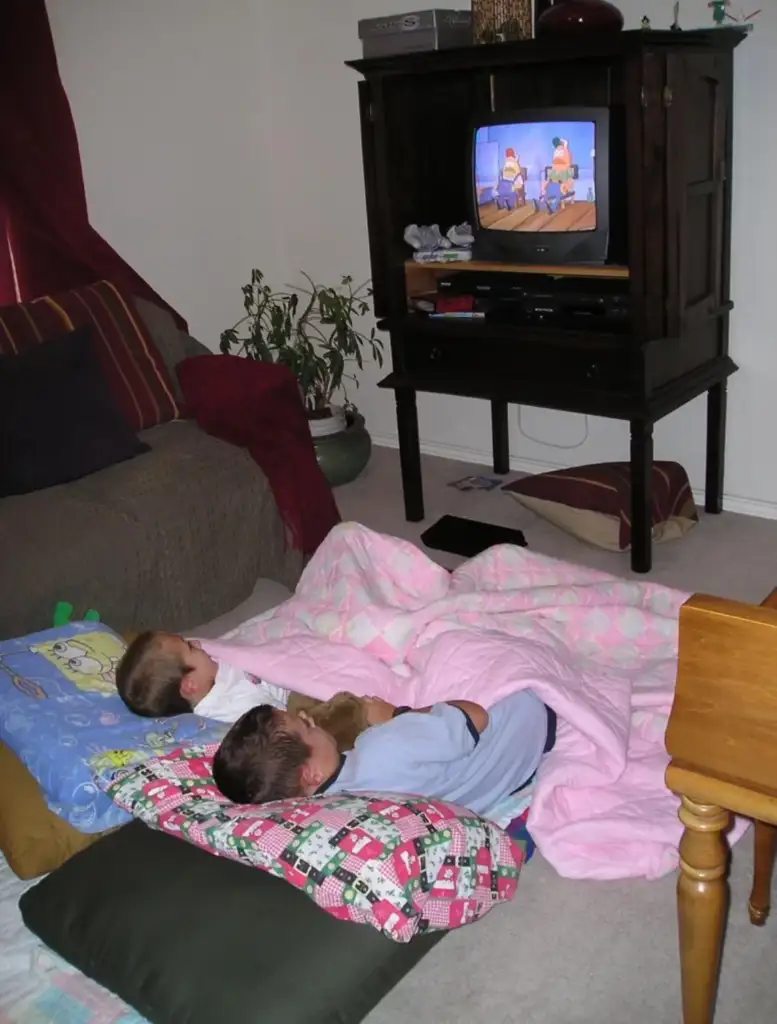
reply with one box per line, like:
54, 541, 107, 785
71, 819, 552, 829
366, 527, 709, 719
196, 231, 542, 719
312, 412, 372, 488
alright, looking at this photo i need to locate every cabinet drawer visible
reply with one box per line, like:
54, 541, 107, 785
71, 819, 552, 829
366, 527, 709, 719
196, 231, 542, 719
401, 333, 638, 394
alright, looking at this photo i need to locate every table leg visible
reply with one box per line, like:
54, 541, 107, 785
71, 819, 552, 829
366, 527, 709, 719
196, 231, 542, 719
630, 419, 654, 573
491, 401, 510, 475
749, 821, 777, 926
677, 796, 731, 1024
395, 387, 424, 522
705, 382, 727, 514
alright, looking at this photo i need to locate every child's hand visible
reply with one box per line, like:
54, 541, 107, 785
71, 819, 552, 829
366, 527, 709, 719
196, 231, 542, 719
363, 696, 396, 727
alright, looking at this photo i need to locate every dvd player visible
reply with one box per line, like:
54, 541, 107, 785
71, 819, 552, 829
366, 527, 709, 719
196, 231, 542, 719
437, 271, 629, 328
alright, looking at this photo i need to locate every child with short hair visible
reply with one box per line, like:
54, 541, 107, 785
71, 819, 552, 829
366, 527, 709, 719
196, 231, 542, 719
116, 631, 288, 722
212, 691, 556, 817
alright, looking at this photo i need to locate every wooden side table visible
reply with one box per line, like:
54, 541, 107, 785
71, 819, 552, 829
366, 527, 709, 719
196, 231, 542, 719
666, 591, 777, 1023
747, 586, 777, 927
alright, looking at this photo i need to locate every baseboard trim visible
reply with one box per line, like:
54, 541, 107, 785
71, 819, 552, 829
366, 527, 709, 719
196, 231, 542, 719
372, 433, 777, 523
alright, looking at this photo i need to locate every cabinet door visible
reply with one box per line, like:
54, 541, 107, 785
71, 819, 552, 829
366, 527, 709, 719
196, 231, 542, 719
665, 52, 730, 337
357, 81, 392, 318
367, 70, 491, 316
635, 50, 669, 340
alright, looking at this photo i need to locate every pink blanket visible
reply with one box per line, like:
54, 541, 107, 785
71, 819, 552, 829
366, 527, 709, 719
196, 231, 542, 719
201, 523, 703, 881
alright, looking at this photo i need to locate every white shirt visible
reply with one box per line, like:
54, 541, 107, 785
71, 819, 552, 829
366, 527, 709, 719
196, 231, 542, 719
194, 660, 288, 724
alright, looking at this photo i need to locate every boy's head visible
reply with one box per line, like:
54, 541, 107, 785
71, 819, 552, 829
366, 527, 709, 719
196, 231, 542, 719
116, 631, 217, 717
213, 705, 340, 804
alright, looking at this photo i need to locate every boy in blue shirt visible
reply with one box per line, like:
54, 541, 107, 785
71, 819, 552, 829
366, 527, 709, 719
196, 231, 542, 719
213, 690, 556, 818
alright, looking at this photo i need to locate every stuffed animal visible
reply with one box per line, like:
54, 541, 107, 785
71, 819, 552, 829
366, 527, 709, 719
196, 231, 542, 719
286, 691, 369, 752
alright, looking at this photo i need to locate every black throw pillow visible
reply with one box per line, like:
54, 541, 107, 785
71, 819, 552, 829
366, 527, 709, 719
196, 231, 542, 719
0, 325, 149, 497
20, 821, 444, 1024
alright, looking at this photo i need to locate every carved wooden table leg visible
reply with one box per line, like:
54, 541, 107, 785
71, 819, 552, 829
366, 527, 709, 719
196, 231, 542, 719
677, 797, 731, 1024
749, 821, 777, 926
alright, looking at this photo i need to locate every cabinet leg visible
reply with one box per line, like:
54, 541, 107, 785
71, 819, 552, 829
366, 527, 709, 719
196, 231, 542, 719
630, 419, 654, 573
705, 382, 727, 515
491, 401, 510, 475
395, 388, 424, 523
749, 821, 777, 926
677, 797, 730, 1024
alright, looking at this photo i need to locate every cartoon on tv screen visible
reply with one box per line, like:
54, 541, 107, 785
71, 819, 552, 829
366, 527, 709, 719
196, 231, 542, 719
475, 121, 597, 233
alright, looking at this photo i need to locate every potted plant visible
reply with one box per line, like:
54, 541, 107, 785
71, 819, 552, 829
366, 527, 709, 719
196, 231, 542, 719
220, 269, 384, 486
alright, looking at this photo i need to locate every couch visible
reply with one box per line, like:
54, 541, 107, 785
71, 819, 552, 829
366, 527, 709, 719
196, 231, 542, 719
0, 295, 303, 640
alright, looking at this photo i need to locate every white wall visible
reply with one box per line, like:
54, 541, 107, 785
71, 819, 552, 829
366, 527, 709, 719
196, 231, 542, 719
47, 0, 284, 353
48, 0, 776, 516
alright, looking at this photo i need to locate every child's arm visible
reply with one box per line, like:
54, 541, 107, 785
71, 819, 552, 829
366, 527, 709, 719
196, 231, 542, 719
435, 701, 489, 734
363, 697, 489, 734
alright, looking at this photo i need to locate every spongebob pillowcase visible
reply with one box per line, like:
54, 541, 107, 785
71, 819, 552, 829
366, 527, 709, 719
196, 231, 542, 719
0, 622, 226, 833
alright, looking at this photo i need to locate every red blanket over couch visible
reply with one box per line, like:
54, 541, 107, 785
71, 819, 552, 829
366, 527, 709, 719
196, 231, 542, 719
177, 355, 340, 555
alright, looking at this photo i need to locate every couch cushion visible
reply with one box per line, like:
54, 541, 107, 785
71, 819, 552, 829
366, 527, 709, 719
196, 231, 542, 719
20, 820, 443, 1024
0, 280, 181, 431
0, 325, 150, 497
0, 420, 299, 639
0, 481, 148, 640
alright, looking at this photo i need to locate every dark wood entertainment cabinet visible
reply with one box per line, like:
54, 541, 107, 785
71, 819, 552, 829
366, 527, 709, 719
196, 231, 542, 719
347, 28, 747, 573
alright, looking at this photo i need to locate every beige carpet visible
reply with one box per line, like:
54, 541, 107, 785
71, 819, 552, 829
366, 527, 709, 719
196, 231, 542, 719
206, 446, 777, 1024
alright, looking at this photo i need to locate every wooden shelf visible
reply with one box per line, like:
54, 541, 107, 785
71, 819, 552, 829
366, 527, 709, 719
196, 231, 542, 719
405, 258, 629, 279
405, 259, 630, 305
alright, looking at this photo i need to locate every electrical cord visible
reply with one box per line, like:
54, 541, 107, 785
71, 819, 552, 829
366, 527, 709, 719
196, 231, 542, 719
516, 408, 590, 450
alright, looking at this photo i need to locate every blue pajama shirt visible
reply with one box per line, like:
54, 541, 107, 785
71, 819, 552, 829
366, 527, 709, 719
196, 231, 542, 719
321, 689, 549, 817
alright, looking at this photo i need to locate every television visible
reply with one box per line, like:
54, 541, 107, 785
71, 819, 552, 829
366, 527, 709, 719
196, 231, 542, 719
470, 107, 613, 266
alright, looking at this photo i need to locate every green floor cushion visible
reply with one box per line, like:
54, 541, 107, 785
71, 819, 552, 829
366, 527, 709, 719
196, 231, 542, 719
19, 820, 444, 1024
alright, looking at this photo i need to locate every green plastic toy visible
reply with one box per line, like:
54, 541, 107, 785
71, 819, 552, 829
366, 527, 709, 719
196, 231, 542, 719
52, 602, 101, 627
53, 601, 74, 628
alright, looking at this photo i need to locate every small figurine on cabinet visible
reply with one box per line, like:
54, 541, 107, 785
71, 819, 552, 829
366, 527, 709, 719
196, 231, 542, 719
404, 223, 474, 264
640, 14, 651, 29
670, 1, 682, 30
708, 0, 761, 28
727, 4, 761, 25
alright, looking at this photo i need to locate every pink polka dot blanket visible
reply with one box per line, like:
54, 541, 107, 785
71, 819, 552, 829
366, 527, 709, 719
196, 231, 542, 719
99, 743, 525, 943
196, 522, 719, 881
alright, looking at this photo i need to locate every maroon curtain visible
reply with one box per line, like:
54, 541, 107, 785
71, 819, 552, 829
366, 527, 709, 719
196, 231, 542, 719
0, 0, 186, 327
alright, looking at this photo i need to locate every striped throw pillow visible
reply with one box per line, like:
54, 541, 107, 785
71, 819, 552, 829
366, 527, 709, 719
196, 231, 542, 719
0, 281, 181, 431
503, 461, 698, 551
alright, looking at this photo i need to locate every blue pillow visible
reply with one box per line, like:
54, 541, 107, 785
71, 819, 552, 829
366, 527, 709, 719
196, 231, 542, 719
0, 622, 226, 833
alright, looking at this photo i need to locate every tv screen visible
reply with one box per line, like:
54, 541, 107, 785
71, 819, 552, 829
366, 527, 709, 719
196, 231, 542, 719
474, 120, 597, 235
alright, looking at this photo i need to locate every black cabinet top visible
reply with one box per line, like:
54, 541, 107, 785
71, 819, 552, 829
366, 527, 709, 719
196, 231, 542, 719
346, 27, 749, 78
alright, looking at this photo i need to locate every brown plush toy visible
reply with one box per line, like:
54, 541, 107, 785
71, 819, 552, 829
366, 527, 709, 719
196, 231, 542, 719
286, 691, 370, 752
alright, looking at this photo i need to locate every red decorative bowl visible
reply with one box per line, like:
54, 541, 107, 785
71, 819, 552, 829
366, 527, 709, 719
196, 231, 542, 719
537, 0, 624, 35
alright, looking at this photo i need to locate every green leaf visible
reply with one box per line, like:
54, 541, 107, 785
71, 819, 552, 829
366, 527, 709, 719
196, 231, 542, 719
222, 268, 381, 410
